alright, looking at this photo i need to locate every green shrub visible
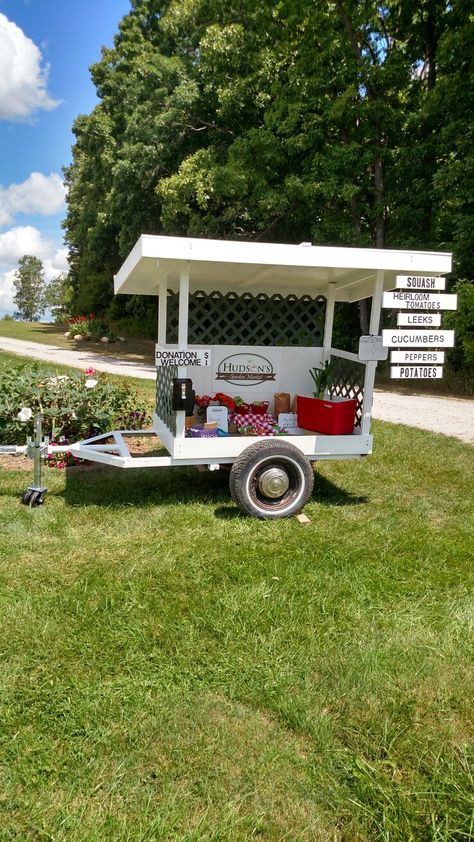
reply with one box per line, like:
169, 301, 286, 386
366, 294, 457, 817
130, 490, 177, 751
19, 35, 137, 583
0, 363, 151, 445
444, 279, 474, 369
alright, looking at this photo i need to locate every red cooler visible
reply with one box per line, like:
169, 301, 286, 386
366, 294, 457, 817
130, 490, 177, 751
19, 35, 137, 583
296, 396, 357, 435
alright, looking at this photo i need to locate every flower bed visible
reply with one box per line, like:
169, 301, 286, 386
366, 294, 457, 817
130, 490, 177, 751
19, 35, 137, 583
0, 364, 152, 452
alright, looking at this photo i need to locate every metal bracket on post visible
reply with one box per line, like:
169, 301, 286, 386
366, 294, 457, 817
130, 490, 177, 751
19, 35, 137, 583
22, 413, 48, 507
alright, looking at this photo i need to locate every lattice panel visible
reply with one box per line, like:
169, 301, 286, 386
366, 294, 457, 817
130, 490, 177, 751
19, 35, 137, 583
166, 291, 326, 347
329, 357, 365, 427
155, 365, 177, 435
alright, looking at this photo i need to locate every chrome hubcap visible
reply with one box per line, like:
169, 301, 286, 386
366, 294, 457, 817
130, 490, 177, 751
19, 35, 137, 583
258, 467, 289, 498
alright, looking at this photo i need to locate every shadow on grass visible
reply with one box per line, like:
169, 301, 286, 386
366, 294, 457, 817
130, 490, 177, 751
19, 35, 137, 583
61, 464, 231, 510
30, 323, 66, 338
60, 463, 367, 513
313, 473, 369, 507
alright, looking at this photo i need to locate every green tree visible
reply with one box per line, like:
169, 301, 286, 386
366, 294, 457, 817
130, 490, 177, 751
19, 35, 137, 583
13, 255, 46, 322
43, 273, 74, 322
63, 0, 473, 355
444, 280, 474, 369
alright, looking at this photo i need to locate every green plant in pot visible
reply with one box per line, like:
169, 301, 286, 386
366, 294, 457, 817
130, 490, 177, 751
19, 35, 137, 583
309, 360, 334, 399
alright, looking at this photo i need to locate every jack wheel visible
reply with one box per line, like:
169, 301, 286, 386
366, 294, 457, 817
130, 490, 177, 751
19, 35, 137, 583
22, 489, 45, 507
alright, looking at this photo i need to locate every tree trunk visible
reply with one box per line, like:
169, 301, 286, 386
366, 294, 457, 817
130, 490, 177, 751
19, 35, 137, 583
373, 153, 384, 249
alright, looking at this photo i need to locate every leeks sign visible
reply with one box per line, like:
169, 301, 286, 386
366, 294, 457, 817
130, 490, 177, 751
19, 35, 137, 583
382, 276, 457, 380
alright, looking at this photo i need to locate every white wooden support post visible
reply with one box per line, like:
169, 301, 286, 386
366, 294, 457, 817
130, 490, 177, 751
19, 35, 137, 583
323, 282, 336, 362
369, 271, 384, 335
361, 270, 384, 435
157, 271, 168, 347
178, 262, 190, 350
154, 270, 169, 435
175, 262, 190, 439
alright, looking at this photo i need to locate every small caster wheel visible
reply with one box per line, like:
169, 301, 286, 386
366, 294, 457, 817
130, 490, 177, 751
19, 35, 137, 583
21, 488, 46, 507
28, 490, 44, 507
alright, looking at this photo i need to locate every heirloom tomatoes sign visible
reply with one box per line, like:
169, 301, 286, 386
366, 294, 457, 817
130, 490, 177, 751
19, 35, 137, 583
383, 291, 457, 311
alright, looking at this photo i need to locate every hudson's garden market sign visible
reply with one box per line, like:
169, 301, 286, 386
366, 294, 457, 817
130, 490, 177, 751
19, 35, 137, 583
382, 276, 457, 380
216, 353, 276, 385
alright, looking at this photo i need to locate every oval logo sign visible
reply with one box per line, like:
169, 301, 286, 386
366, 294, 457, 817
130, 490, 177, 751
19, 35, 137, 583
216, 354, 275, 386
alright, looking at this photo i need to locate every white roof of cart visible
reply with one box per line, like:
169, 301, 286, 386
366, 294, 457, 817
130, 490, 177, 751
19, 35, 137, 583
114, 235, 452, 302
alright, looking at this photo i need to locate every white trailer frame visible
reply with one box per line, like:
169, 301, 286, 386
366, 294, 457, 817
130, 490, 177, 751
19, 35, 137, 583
67, 235, 451, 516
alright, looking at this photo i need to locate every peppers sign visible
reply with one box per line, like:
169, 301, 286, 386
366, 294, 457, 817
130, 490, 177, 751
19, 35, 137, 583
155, 346, 211, 367
391, 351, 444, 364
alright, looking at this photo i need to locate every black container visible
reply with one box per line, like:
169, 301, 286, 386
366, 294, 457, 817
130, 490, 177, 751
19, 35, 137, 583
172, 378, 195, 414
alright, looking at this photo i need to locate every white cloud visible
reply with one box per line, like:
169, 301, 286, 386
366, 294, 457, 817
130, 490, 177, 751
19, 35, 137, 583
0, 226, 69, 312
0, 225, 53, 263
0, 268, 16, 313
43, 247, 69, 282
0, 13, 60, 121
0, 172, 66, 226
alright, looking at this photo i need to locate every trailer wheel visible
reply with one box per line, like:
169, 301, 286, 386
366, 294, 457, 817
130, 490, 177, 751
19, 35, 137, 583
229, 440, 314, 519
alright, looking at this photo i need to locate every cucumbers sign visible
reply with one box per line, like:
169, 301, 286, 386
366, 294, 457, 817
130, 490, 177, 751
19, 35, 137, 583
382, 277, 457, 380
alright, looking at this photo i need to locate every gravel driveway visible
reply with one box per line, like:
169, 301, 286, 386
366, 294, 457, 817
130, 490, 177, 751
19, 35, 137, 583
1, 336, 472, 444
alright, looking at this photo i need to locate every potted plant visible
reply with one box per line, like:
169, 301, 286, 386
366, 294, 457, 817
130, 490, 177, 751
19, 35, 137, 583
296, 360, 357, 435
250, 400, 269, 415
194, 394, 212, 419
233, 396, 250, 414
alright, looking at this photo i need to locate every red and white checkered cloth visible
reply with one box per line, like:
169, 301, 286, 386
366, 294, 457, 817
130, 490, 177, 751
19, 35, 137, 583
232, 412, 281, 435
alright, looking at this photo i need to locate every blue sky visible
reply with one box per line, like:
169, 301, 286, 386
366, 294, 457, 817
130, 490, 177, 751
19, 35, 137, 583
0, 0, 131, 313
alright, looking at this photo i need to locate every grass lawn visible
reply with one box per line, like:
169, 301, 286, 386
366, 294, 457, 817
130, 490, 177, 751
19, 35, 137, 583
1, 355, 473, 840
0, 319, 155, 364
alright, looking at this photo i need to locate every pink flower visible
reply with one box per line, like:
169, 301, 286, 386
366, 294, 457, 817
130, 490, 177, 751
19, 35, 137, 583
85, 367, 96, 377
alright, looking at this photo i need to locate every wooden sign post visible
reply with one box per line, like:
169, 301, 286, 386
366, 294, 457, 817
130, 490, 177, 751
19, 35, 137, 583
382, 277, 457, 380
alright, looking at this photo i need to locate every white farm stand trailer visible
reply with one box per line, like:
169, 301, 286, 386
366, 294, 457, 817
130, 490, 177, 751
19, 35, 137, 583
21, 235, 452, 517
